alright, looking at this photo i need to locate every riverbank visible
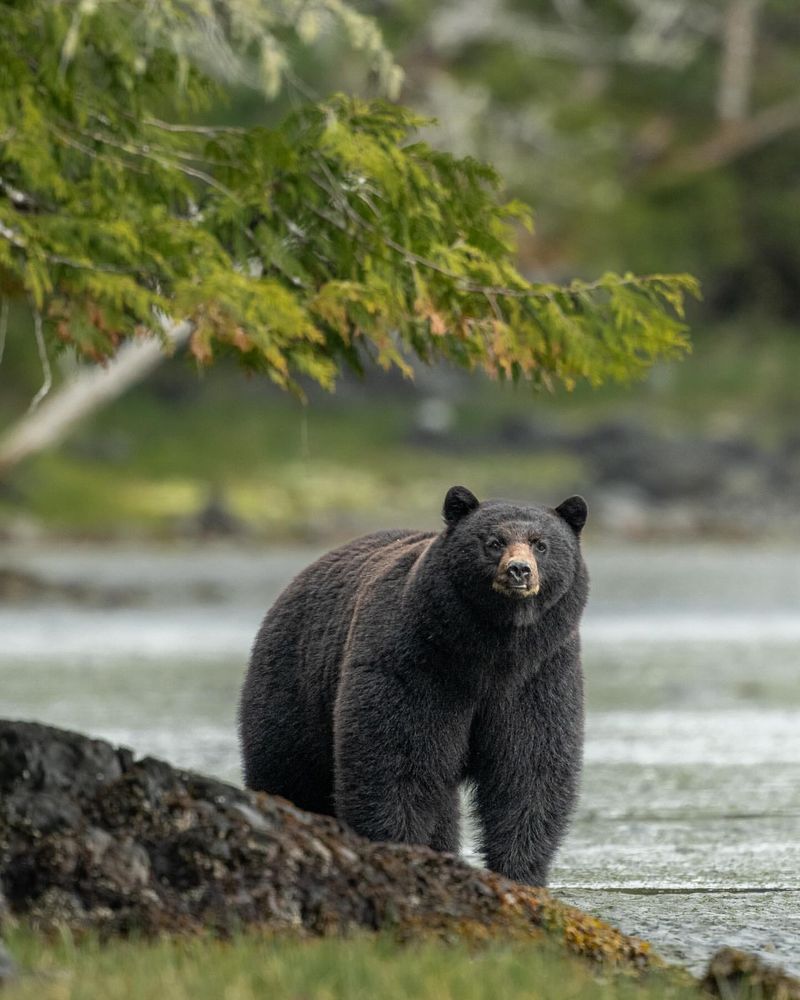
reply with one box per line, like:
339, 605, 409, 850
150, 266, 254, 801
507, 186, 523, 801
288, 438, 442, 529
1, 325, 798, 543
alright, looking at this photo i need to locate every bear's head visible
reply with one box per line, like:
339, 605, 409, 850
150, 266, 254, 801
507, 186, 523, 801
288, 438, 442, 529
440, 485, 587, 625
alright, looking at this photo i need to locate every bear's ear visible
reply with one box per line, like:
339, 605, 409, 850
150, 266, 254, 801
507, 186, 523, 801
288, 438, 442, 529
555, 495, 588, 535
443, 485, 480, 526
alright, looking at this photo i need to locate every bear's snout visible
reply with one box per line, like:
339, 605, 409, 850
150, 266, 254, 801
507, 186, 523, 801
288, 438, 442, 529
507, 560, 533, 588
494, 543, 540, 597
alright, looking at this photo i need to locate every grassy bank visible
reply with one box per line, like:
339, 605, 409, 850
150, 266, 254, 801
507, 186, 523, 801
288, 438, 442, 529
3, 931, 698, 1000
1, 322, 797, 540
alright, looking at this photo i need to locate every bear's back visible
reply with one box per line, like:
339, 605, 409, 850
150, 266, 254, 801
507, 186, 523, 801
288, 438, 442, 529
250, 529, 435, 694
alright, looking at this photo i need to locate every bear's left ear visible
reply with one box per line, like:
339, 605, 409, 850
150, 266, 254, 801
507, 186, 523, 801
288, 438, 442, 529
555, 495, 588, 535
443, 485, 480, 526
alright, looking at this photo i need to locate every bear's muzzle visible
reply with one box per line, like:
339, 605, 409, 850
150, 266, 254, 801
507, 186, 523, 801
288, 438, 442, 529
493, 543, 541, 598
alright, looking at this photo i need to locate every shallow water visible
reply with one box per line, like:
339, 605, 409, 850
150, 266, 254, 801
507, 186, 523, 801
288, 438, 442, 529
1, 542, 798, 974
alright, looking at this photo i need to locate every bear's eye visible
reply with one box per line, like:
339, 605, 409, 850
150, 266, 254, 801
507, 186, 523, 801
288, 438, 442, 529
534, 539, 548, 554
486, 538, 504, 554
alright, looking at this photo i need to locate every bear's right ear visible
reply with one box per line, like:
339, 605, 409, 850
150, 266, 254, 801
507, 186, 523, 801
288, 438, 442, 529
443, 485, 480, 526
555, 495, 588, 534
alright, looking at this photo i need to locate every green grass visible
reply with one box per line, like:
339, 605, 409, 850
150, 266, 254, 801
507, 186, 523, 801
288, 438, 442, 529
3, 931, 699, 1000
1, 382, 584, 539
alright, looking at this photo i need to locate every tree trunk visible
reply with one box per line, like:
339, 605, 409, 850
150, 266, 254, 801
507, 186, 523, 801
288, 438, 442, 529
0, 320, 192, 476
716, 0, 761, 123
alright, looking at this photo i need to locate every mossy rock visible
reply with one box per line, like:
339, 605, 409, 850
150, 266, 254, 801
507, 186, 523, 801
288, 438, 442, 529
703, 947, 800, 1000
0, 720, 652, 970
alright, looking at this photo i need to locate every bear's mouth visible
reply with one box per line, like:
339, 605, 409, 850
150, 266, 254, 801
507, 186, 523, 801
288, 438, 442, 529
492, 580, 541, 599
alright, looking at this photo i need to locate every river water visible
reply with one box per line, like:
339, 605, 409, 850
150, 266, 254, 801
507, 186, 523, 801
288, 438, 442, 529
1, 542, 798, 974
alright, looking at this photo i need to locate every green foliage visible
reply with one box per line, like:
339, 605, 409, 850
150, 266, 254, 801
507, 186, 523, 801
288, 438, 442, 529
0, 0, 697, 394
380, 0, 800, 316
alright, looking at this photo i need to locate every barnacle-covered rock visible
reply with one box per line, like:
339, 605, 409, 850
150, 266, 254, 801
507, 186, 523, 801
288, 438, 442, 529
0, 720, 651, 967
703, 947, 800, 1000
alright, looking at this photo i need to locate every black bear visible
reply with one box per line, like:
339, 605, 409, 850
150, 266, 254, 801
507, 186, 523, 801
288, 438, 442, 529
239, 486, 588, 886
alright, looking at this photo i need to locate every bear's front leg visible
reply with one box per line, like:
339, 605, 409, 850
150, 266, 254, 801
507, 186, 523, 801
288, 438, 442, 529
334, 663, 469, 850
470, 639, 584, 886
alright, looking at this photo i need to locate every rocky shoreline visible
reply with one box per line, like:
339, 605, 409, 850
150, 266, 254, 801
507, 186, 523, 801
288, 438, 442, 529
3, 415, 799, 547
0, 721, 654, 959
412, 415, 800, 542
1, 720, 799, 998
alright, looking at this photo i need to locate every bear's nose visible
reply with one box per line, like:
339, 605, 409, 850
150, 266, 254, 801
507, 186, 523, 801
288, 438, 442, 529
506, 560, 532, 587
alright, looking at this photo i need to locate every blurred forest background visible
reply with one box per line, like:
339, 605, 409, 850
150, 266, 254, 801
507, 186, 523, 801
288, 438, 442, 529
2, 0, 799, 543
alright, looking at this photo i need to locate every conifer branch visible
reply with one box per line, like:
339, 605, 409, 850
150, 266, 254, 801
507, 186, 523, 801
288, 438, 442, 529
0, 0, 696, 415
142, 118, 246, 135
308, 160, 692, 304
71, 126, 242, 202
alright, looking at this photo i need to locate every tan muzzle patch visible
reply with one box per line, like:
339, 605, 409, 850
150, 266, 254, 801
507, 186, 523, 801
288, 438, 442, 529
495, 542, 540, 595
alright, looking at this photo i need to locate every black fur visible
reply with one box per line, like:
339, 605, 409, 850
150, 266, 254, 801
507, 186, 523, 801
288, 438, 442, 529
239, 486, 589, 886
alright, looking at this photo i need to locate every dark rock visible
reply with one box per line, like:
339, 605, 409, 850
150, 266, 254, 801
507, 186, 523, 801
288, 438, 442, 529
703, 947, 800, 999
408, 413, 568, 455
406, 425, 465, 452
572, 420, 655, 457
178, 487, 247, 538
493, 417, 568, 451
575, 422, 723, 500
0, 720, 652, 967
0, 567, 144, 607
572, 420, 780, 506
775, 434, 800, 491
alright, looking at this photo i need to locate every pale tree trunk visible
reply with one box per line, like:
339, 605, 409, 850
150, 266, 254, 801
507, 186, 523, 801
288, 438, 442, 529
716, 0, 761, 122
0, 320, 192, 476
662, 0, 800, 176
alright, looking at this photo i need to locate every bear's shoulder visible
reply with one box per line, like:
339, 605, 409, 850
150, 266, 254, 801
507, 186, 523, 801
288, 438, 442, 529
279, 529, 436, 606
320, 529, 435, 570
